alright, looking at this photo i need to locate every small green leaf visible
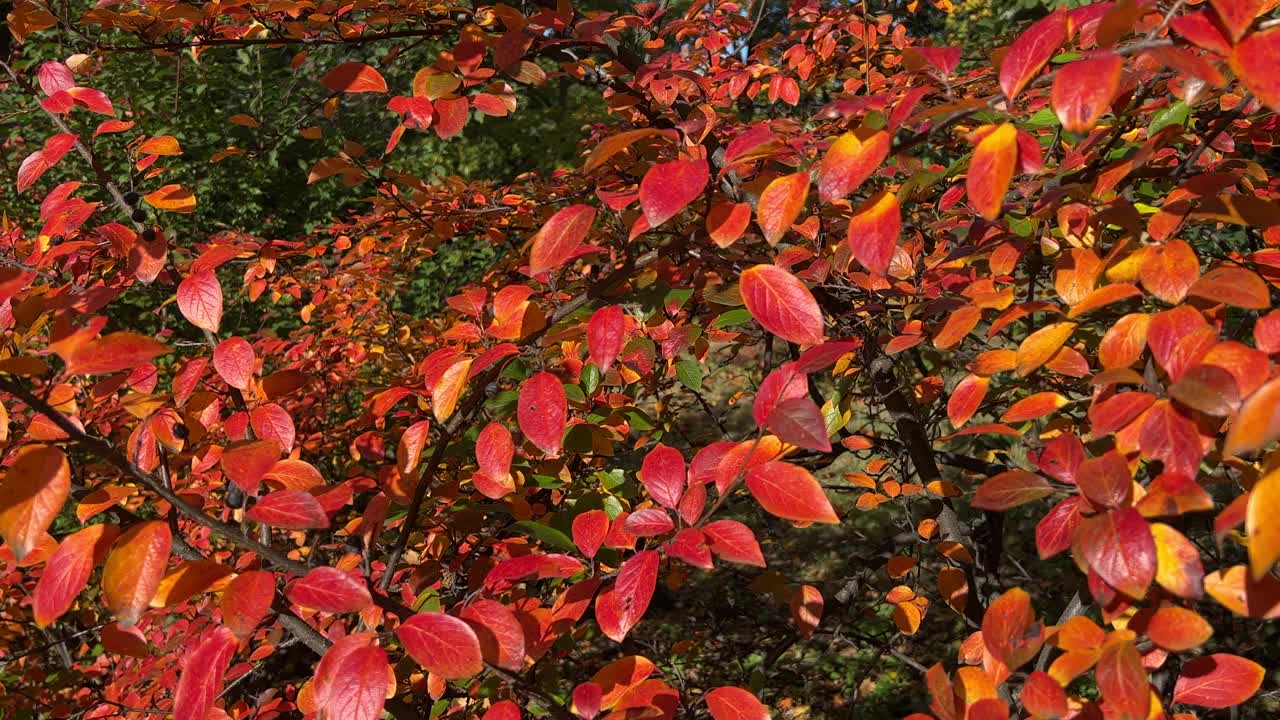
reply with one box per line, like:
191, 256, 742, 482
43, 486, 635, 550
676, 358, 703, 391
714, 308, 753, 328
580, 363, 601, 395
510, 520, 576, 551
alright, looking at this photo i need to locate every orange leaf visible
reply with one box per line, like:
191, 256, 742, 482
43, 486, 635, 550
137, 134, 182, 156
1016, 321, 1076, 376
33, 522, 119, 627
966, 123, 1018, 221
1000, 391, 1068, 423
143, 184, 197, 213
947, 373, 988, 428
846, 191, 902, 276
756, 172, 809, 245
972, 470, 1054, 510
706, 687, 769, 720
817, 128, 890, 203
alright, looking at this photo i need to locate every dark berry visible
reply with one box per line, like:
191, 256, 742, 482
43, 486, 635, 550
226, 483, 245, 509
141, 228, 157, 242
172, 423, 188, 439
130, 207, 147, 223
123, 191, 140, 205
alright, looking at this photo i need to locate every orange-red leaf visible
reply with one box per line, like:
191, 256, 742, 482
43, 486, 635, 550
1078, 508, 1155, 600
312, 634, 390, 720
321, 62, 388, 93
705, 687, 769, 720
1016, 321, 1076, 376
595, 550, 659, 642
639, 158, 708, 228
846, 191, 901, 276
1000, 392, 1068, 423
740, 264, 824, 346
1231, 26, 1280, 112
286, 566, 372, 613
1173, 653, 1264, 709
587, 305, 625, 370
529, 204, 596, 275
0, 445, 70, 561
64, 332, 168, 376
745, 461, 838, 524
173, 626, 237, 720
247, 489, 329, 529
398, 611, 484, 678
1096, 639, 1150, 720
817, 128, 890, 203
967, 124, 1018, 221
103, 520, 172, 626
221, 570, 276, 638
999, 10, 1069, 101
143, 184, 197, 213
1051, 52, 1122, 132
973, 470, 1054, 511
948, 373, 989, 428
213, 336, 255, 390
33, 522, 118, 627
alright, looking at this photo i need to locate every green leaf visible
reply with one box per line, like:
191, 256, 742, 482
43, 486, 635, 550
621, 407, 655, 431
580, 363, 601, 395
676, 358, 703, 392
485, 390, 519, 416
714, 308, 753, 328
510, 520, 576, 552
564, 384, 586, 404
1026, 108, 1060, 128
1149, 101, 1189, 135
596, 469, 626, 491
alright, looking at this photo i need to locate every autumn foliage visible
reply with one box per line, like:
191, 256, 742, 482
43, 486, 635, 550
4, 0, 1280, 718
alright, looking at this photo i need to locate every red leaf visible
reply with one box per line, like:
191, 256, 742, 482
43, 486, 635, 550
213, 337, 255, 390
286, 567, 373, 613
33, 523, 118, 627
313, 634, 389, 720
102, 520, 172, 627
706, 686, 769, 720
221, 570, 276, 638
398, 611, 484, 679
460, 599, 526, 671
745, 461, 838, 524
247, 490, 330, 529
572, 682, 603, 719
221, 439, 281, 494
173, 627, 238, 720
702, 520, 766, 567
765, 396, 831, 452
754, 362, 809, 427
1077, 451, 1133, 509
16, 133, 77, 193
740, 264, 824, 346
972, 470, 1054, 511
518, 371, 567, 456
1037, 497, 1084, 560
999, 10, 1069, 101
756, 172, 809, 245
1231, 26, 1280, 113
595, 550, 659, 642
1173, 653, 1265, 708
251, 404, 296, 453
587, 305, 626, 370
1021, 671, 1067, 719
483, 701, 522, 720
433, 96, 469, 139
639, 158, 709, 228
664, 528, 712, 570
948, 373, 989, 429
177, 269, 223, 333
529, 204, 596, 275
640, 443, 686, 509
573, 510, 609, 558
1077, 508, 1156, 599
1210, 0, 1264, 42
475, 422, 515, 499
1051, 52, 1122, 132
0, 445, 70, 561
623, 508, 675, 537
321, 62, 388, 93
